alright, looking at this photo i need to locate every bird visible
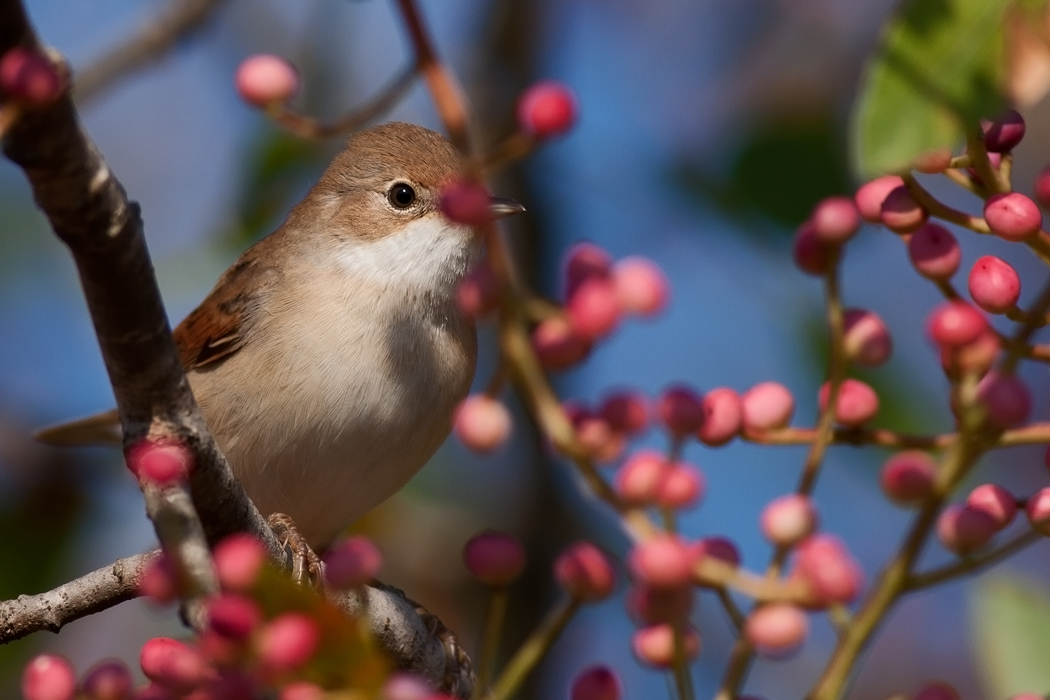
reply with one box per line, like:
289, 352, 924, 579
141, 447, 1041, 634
37, 122, 524, 549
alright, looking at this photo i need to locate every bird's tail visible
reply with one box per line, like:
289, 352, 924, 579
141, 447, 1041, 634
35, 409, 122, 446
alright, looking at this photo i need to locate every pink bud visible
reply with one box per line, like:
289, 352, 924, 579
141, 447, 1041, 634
206, 593, 261, 641
940, 329, 1001, 377
132, 684, 174, 700
213, 533, 266, 591
913, 681, 960, 700
655, 463, 705, 510
564, 243, 613, 297
517, 81, 578, 139
937, 504, 997, 554
968, 255, 1021, 314
532, 317, 592, 370
381, 673, 434, 700
256, 613, 320, 673
881, 186, 928, 234
125, 440, 192, 486
554, 541, 615, 601
983, 109, 1026, 153
631, 624, 700, 667
794, 535, 863, 605
627, 584, 693, 625
842, 309, 893, 367
855, 175, 904, 223
599, 391, 649, 435
138, 554, 178, 604
454, 395, 512, 452
568, 278, 621, 339
628, 535, 693, 588
0, 47, 63, 105
324, 535, 382, 589
1026, 487, 1050, 535
760, 494, 818, 547
570, 666, 621, 700
793, 221, 832, 276
463, 531, 526, 587
569, 405, 623, 464
977, 372, 1032, 428
697, 387, 743, 446
615, 450, 669, 505
140, 638, 207, 693
927, 301, 987, 348
966, 484, 1017, 530
21, 654, 75, 700
280, 681, 324, 700
1035, 166, 1050, 210
613, 257, 669, 316
880, 451, 936, 505
741, 382, 795, 431
913, 147, 953, 174
908, 223, 961, 281
690, 536, 742, 569
818, 378, 879, 427
744, 604, 808, 658
985, 192, 1042, 242
235, 54, 299, 107
439, 179, 492, 226
811, 196, 860, 244
456, 264, 499, 316
82, 660, 134, 700
656, 385, 704, 437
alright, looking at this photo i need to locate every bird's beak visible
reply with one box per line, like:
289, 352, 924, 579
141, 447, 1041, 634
490, 196, 526, 219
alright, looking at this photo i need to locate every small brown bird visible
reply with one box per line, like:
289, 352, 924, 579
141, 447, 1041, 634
39, 122, 523, 547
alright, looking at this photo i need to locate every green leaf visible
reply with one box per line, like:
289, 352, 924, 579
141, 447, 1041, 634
850, 0, 1012, 178
970, 575, 1050, 698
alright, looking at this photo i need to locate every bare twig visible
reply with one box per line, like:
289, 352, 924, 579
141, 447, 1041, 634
905, 530, 1044, 591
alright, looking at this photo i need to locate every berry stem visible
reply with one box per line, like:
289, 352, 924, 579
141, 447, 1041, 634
904, 529, 1043, 592
1000, 278, 1050, 375
485, 598, 581, 700
715, 587, 746, 632
965, 130, 1009, 195
473, 588, 509, 699
671, 623, 697, 700
942, 167, 984, 196
901, 174, 990, 233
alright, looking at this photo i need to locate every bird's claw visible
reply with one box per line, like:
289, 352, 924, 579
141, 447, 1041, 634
266, 512, 324, 590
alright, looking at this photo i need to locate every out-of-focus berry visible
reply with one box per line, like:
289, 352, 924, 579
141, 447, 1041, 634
697, 387, 742, 446
977, 372, 1032, 428
741, 382, 795, 431
760, 494, 818, 547
913, 681, 960, 700
440, 179, 492, 226
983, 109, 1026, 153
968, 255, 1020, 314
324, 535, 382, 589
0, 47, 63, 105
456, 263, 498, 316
235, 55, 299, 107
966, 484, 1017, 530
927, 301, 987, 348
908, 223, 961, 281
631, 625, 700, 667
206, 593, 261, 641
613, 257, 669, 316
940, 330, 1000, 377
214, 533, 266, 591
125, 440, 192, 486
656, 385, 704, 437
138, 554, 178, 604
517, 81, 577, 139
689, 536, 742, 570
937, 504, 997, 554
615, 450, 669, 505
454, 395, 512, 452
627, 535, 693, 588
880, 186, 929, 233
794, 535, 863, 605
855, 175, 904, 223
381, 673, 433, 700
280, 681, 325, 700
1035, 166, 1050, 210
913, 147, 952, 174
463, 531, 526, 587
532, 317, 591, 370
1026, 487, 1050, 535
554, 541, 615, 601
82, 660, 134, 700
811, 196, 861, 244
744, 604, 808, 658
880, 451, 936, 505
567, 278, 621, 339
256, 613, 320, 673
985, 192, 1042, 242
842, 309, 893, 367
599, 391, 649, 435
21, 654, 76, 700
818, 378, 879, 427
793, 221, 832, 276
627, 584, 693, 625
565, 243, 612, 297
568, 405, 623, 464
140, 638, 207, 693
655, 463, 705, 510
570, 666, 621, 700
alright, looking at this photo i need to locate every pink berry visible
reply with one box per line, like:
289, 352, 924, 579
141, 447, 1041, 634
983, 109, 1026, 153
125, 440, 192, 486
908, 223, 961, 281
140, 638, 207, 693
794, 535, 863, 605
818, 378, 879, 427
912, 147, 952, 174
532, 317, 592, 370
599, 391, 649, 435
691, 536, 742, 587
914, 681, 960, 700
1035, 166, 1050, 210
977, 372, 1032, 428
570, 666, 621, 700
628, 535, 693, 588
82, 660, 134, 700
627, 584, 693, 625
213, 533, 266, 591
811, 196, 860, 244
439, 179, 492, 226
21, 654, 75, 700
235, 55, 299, 107
968, 255, 1020, 314
615, 450, 669, 505
324, 535, 382, 588
257, 613, 320, 673
554, 541, 615, 601
744, 604, 808, 658
940, 329, 1001, 377
880, 451, 936, 505
697, 387, 743, 446
656, 385, 704, 437
881, 186, 929, 234
613, 257, 669, 316
985, 192, 1042, 242
568, 405, 623, 464
381, 673, 434, 700
517, 81, 577, 139
631, 624, 700, 667
1026, 487, 1050, 534
966, 484, 1017, 530
855, 175, 904, 223
454, 395, 512, 452
793, 221, 832, 276
280, 681, 324, 700
842, 309, 893, 367
741, 381, 795, 431
0, 47, 63, 105
760, 494, 818, 547
138, 554, 178, 604
456, 263, 499, 317
927, 301, 987, 348
937, 504, 997, 554
133, 684, 173, 700
567, 277, 622, 339
656, 463, 705, 510
463, 531, 526, 587
206, 593, 261, 641
564, 243, 613, 297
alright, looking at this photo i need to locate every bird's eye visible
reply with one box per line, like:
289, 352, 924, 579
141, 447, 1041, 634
388, 183, 417, 209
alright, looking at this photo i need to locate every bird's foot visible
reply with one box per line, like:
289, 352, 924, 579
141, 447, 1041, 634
267, 512, 324, 589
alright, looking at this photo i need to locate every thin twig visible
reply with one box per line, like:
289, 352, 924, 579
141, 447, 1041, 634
905, 530, 1044, 591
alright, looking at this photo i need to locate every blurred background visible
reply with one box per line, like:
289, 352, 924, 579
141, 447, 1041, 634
2, 0, 1050, 698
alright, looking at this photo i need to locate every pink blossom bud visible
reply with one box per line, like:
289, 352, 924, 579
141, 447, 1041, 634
656, 463, 705, 510
697, 387, 742, 446
940, 330, 1000, 377
532, 317, 592, 370
613, 257, 669, 316
811, 196, 860, 244
206, 593, 261, 641
463, 531, 526, 587
794, 535, 863, 606
842, 309, 893, 367
1026, 487, 1050, 534
818, 379, 879, 427
204, 671, 256, 700
439, 180, 492, 226
937, 504, 997, 554
138, 554, 178, 604
966, 484, 1017, 530
0, 47, 63, 105
627, 584, 693, 624
913, 682, 960, 700
913, 147, 952, 174
881, 186, 928, 233
517, 81, 577, 139
324, 535, 382, 589
628, 535, 693, 588
235, 55, 299, 107
140, 638, 207, 693
599, 391, 649, 435
927, 302, 987, 348
570, 666, 621, 700
125, 440, 192, 486
855, 175, 904, 223
568, 278, 622, 339
454, 395, 512, 452
256, 613, 320, 673
744, 604, 808, 658
382, 673, 434, 700
82, 660, 134, 700
908, 223, 961, 281
615, 450, 669, 505
793, 221, 832, 276
983, 109, 1026, 153
565, 243, 612, 296
132, 684, 173, 700
760, 494, 818, 547
456, 264, 499, 316
554, 541, 615, 601
741, 382, 795, 431
213, 533, 266, 591
977, 372, 1032, 428
631, 625, 700, 667
656, 385, 704, 437
568, 406, 623, 464
880, 451, 936, 505
968, 255, 1021, 314
1035, 166, 1050, 210
985, 192, 1042, 242
690, 536, 742, 569
280, 681, 324, 700
21, 654, 75, 700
